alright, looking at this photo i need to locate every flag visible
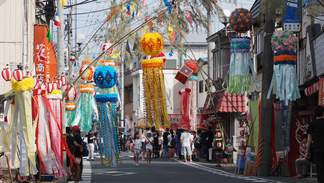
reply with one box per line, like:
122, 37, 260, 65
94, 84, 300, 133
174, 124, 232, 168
53, 12, 61, 28
60, 0, 66, 8
46, 29, 52, 43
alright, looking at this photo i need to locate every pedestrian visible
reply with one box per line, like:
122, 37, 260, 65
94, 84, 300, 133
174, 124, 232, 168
66, 127, 75, 181
168, 129, 176, 160
200, 129, 207, 158
216, 139, 237, 167
294, 134, 312, 179
158, 132, 164, 157
163, 128, 170, 158
151, 126, 159, 158
194, 130, 202, 159
120, 133, 124, 152
141, 131, 146, 161
71, 126, 84, 182
205, 126, 214, 162
175, 129, 182, 160
306, 105, 324, 183
181, 129, 193, 162
87, 130, 95, 161
145, 131, 154, 165
133, 133, 142, 166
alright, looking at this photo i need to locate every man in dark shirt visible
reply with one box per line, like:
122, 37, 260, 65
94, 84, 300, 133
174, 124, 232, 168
66, 127, 75, 180
72, 126, 84, 181
87, 130, 95, 161
206, 126, 214, 162
307, 105, 324, 183
163, 128, 170, 158
200, 130, 207, 159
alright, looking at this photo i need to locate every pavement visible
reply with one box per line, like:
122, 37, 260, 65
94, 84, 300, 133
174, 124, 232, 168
71, 152, 317, 183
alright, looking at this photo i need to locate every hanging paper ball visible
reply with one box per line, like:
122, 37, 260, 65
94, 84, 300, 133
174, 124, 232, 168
185, 60, 198, 72
217, 142, 222, 148
216, 132, 222, 138
94, 66, 118, 89
271, 30, 297, 52
25, 71, 31, 76
33, 77, 38, 88
53, 82, 58, 90
229, 8, 253, 33
47, 83, 53, 93
102, 43, 113, 55
240, 130, 245, 136
215, 123, 219, 129
65, 85, 77, 101
13, 69, 23, 81
2, 68, 12, 81
150, 52, 166, 65
82, 59, 92, 66
239, 120, 244, 127
140, 32, 164, 56
79, 65, 94, 80
60, 76, 67, 85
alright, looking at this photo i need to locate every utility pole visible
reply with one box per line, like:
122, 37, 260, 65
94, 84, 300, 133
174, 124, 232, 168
258, 3, 275, 176
57, 0, 67, 182
207, 10, 213, 84
68, 10, 73, 82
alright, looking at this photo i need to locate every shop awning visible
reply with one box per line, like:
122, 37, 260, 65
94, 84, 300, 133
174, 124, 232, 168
201, 89, 246, 115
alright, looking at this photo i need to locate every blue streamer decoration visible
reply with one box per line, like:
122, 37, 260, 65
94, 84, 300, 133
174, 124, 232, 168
163, 0, 172, 14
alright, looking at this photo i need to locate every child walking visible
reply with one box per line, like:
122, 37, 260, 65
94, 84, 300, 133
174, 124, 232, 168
145, 131, 154, 165
133, 133, 142, 166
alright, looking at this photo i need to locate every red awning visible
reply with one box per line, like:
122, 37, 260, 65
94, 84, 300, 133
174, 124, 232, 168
201, 89, 246, 115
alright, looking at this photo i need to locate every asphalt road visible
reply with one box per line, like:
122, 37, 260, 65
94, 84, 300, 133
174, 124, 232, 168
77, 152, 317, 183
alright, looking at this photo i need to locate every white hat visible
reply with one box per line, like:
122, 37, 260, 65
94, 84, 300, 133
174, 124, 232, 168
146, 130, 152, 134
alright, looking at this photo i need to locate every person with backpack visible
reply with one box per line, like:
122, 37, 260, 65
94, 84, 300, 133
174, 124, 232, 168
167, 129, 176, 160
163, 128, 170, 158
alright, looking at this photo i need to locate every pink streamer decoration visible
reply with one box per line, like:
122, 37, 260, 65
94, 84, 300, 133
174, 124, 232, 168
186, 11, 193, 24
142, 0, 146, 6
186, 80, 197, 131
179, 88, 191, 130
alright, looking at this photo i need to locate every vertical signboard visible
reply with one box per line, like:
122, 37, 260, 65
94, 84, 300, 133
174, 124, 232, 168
34, 25, 57, 81
284, 0, 301, 32
318, 78, 324, 106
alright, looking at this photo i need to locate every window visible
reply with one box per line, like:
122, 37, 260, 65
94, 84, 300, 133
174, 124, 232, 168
199, 80, 203, 93
256, 30, 264, 55
163, 59, 177, 69
134, 62, 137, 69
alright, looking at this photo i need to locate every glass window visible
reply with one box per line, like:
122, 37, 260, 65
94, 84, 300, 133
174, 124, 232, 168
199, 80, 203, 93
163, 59, 177, 69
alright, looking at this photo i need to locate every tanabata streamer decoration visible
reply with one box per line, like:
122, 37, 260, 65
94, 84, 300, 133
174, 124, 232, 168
65, 85, 77, 127
178, 88, 191, 130
224, 8, 258, 94
2, 77, 38, 176
185, 76, 198, 131
140, 32, 170, 128
72, 84, 98, 132
267, 30, 300, 101
94, 65, 121, 167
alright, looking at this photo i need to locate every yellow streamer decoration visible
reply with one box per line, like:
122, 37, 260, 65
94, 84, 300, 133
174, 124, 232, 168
142, 59, 170, 128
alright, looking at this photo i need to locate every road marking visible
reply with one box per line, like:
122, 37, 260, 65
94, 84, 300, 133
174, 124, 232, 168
68, 159, 91, 183
94, 170, 136, 177
179, 162, 283, 183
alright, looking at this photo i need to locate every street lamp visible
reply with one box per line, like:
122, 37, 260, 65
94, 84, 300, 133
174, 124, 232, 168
77, 33, 85, 52
218, 9, 231, 36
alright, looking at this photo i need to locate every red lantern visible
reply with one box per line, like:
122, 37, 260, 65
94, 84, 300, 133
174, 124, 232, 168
240, 130, 245, 136
215, 123, 219, 129
13, 69, 23, 81
47, 83, 53, 93
217, 142, 222, 148
1, 68, 12, 81
93, 92, 97, 97
60, 76, 67, 85
150, 52, 166, 65
240, 140, 245, 147
33, 77, 38, 88
57, 80, 63, 89
65, 86, 76, 101
102, 43, 113, 55
239, 120, 244, 127
53, 82, 58, 90
216, 132, 222, 138
25, 71, 31, 76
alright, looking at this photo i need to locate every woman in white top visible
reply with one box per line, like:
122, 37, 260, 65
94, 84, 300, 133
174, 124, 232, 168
133, 133, 142, 166
145, 131, 154, 165
167, 129, 176, 160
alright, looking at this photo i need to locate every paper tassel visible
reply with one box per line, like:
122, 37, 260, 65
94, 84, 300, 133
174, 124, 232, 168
186, 11, 193, 24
